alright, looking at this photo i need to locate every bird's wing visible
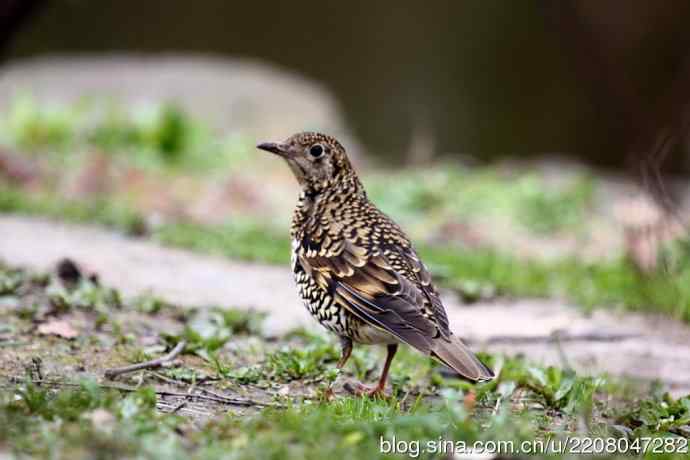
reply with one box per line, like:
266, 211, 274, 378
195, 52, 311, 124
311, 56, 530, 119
299, 239, 441, 353
400, 246, 450, 336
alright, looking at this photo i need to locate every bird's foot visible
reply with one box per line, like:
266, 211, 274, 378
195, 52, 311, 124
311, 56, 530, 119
343, 381, 387, 398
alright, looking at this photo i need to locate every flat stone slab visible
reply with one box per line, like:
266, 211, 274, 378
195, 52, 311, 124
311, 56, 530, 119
2, 215, 689, 396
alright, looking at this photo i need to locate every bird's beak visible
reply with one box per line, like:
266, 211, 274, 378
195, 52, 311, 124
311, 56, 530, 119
256, 141, 291, 158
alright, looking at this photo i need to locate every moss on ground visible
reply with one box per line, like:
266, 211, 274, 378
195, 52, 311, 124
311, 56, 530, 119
1, 263, 689, 459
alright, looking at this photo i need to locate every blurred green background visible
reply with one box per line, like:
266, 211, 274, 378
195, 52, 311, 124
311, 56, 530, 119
3, 0, 690, 170
0, 1, 689, 319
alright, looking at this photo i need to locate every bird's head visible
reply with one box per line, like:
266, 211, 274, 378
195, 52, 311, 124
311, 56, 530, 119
257, 132, 357, 194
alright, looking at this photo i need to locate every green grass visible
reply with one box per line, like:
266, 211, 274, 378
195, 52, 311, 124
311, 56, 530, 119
367, 167, 595, 235
0, 95, 255, 174
0, 185, 147, 235
162, 306, 266, 357
422, 245, 690, 321
1, 262, 688, 459
2, 363, 688, 459
0, 184, 288, 264
0, 383, 186, 459
154, 221, 289, 265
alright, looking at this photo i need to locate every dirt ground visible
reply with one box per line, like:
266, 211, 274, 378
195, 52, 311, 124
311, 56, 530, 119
2, 215, 690, 397
0, 291, 336, 420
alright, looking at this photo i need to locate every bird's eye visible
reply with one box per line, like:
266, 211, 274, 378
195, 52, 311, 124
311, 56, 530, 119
309, 144, 324, 158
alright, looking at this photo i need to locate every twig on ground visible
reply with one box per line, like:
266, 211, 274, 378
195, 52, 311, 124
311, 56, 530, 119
150, 371, 218, 386
4, 376, 282, 408
172, 401, 187, 413
156, 401, 211, 418
151, 371, 180, 385
5, 377, 148, 394
196, 386, 284, 408
104, 341, 187, 380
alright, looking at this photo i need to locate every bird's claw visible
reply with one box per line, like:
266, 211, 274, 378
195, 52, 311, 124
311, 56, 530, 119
343, 381, 388, 399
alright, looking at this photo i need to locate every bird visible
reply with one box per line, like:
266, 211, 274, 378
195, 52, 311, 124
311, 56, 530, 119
257, 132, 494, 397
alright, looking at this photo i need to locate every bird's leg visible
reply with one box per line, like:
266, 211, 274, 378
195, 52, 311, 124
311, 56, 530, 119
336, 337, 353, 369
345, 344, 398, 398
324, 337, 353, 400
370, 344, 398, 397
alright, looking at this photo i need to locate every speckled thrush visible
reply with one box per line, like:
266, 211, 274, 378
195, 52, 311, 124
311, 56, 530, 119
257, 132, 494, 396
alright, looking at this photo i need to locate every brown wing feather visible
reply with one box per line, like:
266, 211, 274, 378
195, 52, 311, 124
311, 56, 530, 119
301, 238, 440, 351
335, 283, 433, 352
402, 247, 450, 336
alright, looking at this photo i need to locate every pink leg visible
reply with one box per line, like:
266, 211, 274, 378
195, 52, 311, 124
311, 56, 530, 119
344, 344, 398, 398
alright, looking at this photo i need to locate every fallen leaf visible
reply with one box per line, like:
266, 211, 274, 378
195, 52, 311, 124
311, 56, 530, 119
38, 319, 79, 339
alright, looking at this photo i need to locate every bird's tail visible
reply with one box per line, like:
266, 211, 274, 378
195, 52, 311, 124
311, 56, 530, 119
430, 334, 494, 382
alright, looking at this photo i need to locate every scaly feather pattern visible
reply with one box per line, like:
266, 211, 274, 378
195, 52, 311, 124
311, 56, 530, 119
258, 132, 493, 392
